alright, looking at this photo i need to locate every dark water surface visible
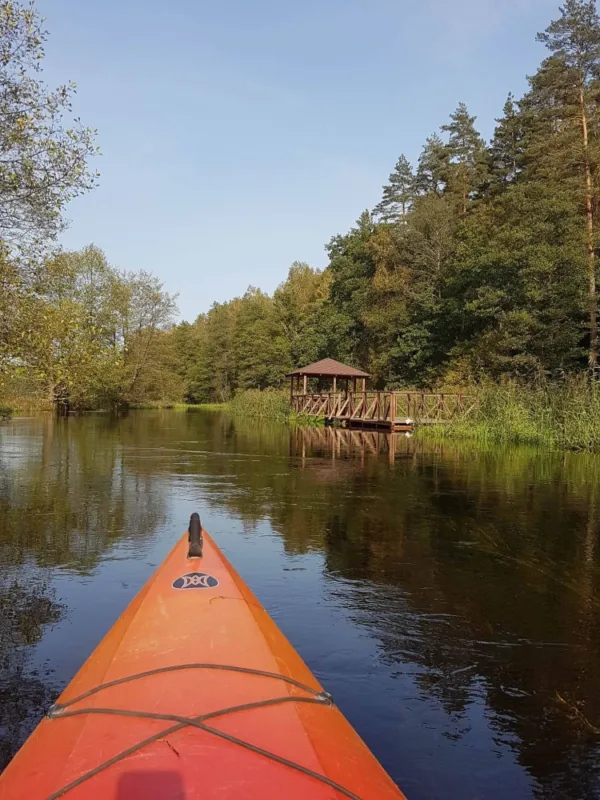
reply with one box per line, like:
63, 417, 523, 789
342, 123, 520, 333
2, 411, 600, 799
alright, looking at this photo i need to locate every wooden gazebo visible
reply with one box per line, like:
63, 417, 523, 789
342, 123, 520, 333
287, 358, 475, 431
287, 358, 370, 396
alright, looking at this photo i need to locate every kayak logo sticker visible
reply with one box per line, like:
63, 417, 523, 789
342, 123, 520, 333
173, 572, 219, 590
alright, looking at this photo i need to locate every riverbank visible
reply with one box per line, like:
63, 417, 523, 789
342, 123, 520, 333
422, 378, 600, 451
8, 380, 600, 452
128, 402, 227, 411
0, 399, 227, 417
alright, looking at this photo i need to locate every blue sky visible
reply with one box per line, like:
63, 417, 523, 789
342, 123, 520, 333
38, 0, 559, 322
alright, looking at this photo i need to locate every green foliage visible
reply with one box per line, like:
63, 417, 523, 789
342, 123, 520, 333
0, 1, 98, 250
427, 376, 600, 451
174, 2, 600, 404
178, 262, 340, 404
442, 102, 489, 213
489, 94, 523, 190
416, 133, 449, 196
2, 245, 179, 410
229, 388, 290, 421
234, 288, 290, 390
373, 155, 415, 223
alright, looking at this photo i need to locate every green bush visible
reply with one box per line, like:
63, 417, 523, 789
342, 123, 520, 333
0, 406, 13, 421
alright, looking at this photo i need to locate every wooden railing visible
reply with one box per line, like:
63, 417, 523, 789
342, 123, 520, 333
291, 391, 476, 425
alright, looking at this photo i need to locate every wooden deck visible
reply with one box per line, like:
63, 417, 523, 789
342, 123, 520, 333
291, 391, 476, 430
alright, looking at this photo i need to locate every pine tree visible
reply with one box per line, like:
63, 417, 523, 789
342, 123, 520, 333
489, 93, 524, 189
327, 211, 377, 366
415, 134, 450, 196
531, 0, 600, 370
373, 155, 415, 224
441, 102, 489, 214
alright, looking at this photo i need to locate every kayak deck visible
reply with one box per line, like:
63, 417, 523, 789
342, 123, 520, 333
0, 516, 406, 799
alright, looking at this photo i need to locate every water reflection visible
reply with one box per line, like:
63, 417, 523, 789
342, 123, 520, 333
0, 414, 175, 766
290, 425, 411, 466
1, 413, 600, 797
0, 575, 63, 766
201, 423, 600, 796
0, 415, 169, 571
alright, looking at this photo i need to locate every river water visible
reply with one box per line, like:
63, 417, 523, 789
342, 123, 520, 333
1, 410, 600, 798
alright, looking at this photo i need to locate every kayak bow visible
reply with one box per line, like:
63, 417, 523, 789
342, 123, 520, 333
0, 513, 406, 800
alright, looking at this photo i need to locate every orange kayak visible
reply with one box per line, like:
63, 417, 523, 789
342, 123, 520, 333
0, 514, 406, 800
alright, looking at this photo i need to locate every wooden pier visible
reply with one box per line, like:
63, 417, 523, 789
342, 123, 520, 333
291, 391, 475, 431
287, 358, 474, 431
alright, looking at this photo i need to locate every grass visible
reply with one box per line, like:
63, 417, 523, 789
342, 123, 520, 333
421, 376, 600, 451
229, 388, 326, 425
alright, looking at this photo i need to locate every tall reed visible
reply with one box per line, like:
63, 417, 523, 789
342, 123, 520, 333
426, 376, 600, 451
229, 389, 291, 421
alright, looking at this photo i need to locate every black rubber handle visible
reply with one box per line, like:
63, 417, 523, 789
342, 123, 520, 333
188, 512, 203, 558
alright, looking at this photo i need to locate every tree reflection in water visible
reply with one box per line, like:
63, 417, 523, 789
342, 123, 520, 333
1, 413, 600, 797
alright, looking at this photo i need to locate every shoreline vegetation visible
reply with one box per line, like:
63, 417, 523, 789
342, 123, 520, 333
7, 380, 600, 453
0, 396, 228, 418
421, 378, 600, 452
128, 402, 226, 412
227, 380, 600, 452
229, 389, 323, 425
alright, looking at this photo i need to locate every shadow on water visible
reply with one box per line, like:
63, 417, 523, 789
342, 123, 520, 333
1, 412, 600, 798
0, 577, 63, 767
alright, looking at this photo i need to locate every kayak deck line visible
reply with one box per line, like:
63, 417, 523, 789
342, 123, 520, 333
1, 513, 407, 800
47, 695, 358, 800
48, 662, 332, 711
45, 665, 364, 799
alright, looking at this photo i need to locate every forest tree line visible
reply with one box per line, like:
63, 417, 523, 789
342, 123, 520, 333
3, 0, 600, 410
0, 1, 179, 411
171, 0, 600, 404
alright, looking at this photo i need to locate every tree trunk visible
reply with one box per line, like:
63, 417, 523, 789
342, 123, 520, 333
580, 83, 597, 372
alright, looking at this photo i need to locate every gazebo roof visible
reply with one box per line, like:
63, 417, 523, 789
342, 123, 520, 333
286, 358, 370, 378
